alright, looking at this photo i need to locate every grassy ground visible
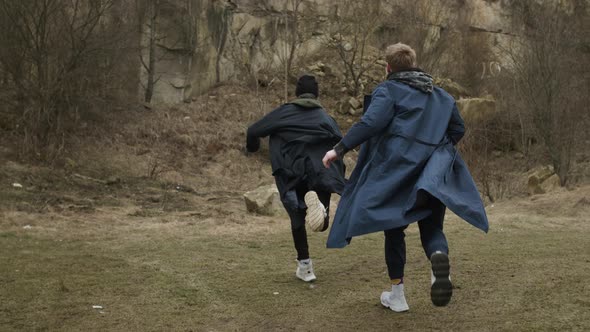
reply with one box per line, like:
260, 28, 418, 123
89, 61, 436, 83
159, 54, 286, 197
1, 182, 589, 332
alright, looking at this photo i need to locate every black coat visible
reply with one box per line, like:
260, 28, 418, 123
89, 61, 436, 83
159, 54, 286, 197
246, 98, 346, 209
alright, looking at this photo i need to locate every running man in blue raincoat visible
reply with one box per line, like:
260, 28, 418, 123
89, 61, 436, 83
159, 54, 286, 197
323, 43, 489, 312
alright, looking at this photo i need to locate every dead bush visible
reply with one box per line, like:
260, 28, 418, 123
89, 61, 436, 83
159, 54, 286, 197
498, 0, 590, 186
327, 0, 385, 96
0, 0, 139, 161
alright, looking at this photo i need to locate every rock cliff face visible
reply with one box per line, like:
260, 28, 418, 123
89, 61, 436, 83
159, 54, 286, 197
143, 0, 518, 103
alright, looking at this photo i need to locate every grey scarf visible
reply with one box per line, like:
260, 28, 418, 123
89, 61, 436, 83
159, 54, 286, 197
388, 70, 433, 93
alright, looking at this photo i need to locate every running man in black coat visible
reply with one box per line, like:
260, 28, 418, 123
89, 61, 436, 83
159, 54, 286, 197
246, 75, 346, 282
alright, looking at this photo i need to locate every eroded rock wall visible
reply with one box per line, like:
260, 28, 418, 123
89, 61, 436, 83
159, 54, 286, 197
143, 0, 520, 103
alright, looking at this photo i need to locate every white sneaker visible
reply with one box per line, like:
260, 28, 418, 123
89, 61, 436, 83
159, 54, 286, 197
430, 251, 453, 306
304, 191, 328, 232
295, 259, 317, 282
381, 284, 410, 312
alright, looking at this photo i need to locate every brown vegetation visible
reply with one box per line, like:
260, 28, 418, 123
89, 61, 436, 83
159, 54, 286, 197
0, 0, 139, 162
0, 0, 588, 197
494, 0, 590, 186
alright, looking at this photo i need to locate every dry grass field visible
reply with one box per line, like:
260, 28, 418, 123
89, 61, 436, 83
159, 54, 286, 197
1, 84, 589, 331
1, 171, 589, 331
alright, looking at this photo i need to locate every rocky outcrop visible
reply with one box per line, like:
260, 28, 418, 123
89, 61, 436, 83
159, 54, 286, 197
143, 0, 517, 104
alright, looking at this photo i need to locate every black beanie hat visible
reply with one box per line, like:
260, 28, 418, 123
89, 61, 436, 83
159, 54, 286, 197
295, 75, 319, 98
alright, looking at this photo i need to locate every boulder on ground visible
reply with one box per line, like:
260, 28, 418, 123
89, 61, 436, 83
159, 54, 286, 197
456, 98, 496, 123
540, 174, 561, 193
244, 184, 284, 216
527, 166, 561, 195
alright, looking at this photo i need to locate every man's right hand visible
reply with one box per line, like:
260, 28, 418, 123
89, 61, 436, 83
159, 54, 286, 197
322, 149, 338, 168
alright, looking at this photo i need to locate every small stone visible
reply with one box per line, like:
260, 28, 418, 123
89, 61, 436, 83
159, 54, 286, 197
175, 134, 193, 146
106, 177, 120, 185
349, 108, 362, 116
348, 97, 361, 109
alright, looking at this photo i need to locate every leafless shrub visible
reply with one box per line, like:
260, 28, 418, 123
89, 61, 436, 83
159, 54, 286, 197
498, 0, 590, 186
278, 0, 303, 102
0, 0, 138, 161
146, 151, 172, 179
459, 110, 521, 202
327, 0, 385, 96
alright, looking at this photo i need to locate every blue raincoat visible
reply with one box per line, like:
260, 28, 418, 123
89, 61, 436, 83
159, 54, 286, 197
327, 77, 489, 248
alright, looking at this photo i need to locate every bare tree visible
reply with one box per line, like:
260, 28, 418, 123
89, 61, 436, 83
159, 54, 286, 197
205, 2, 232, 84
283, 0, 302, 101
328, 0, 384, 96
270, 0, 303, 102
286, 0, 302, 78
140, 0, 160, 103
501, 0, 589, 186
0, 0, 137, 160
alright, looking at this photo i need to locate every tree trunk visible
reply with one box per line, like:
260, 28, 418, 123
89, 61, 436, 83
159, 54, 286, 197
144, 0, 158, 103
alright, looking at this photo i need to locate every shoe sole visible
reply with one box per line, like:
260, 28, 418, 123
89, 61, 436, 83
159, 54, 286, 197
296, 272, 316, 282
431, 252, 453, 307
319, 218, 329, 232
297, 276, 316, 282
304, 191, 325, 232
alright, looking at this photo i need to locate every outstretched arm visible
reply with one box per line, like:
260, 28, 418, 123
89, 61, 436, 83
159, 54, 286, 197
323, 85, 395, 168
246, 107, 283, 152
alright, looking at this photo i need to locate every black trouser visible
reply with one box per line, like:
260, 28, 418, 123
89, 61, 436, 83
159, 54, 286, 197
283, 184, 331, 261
384, 195, 449, 279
